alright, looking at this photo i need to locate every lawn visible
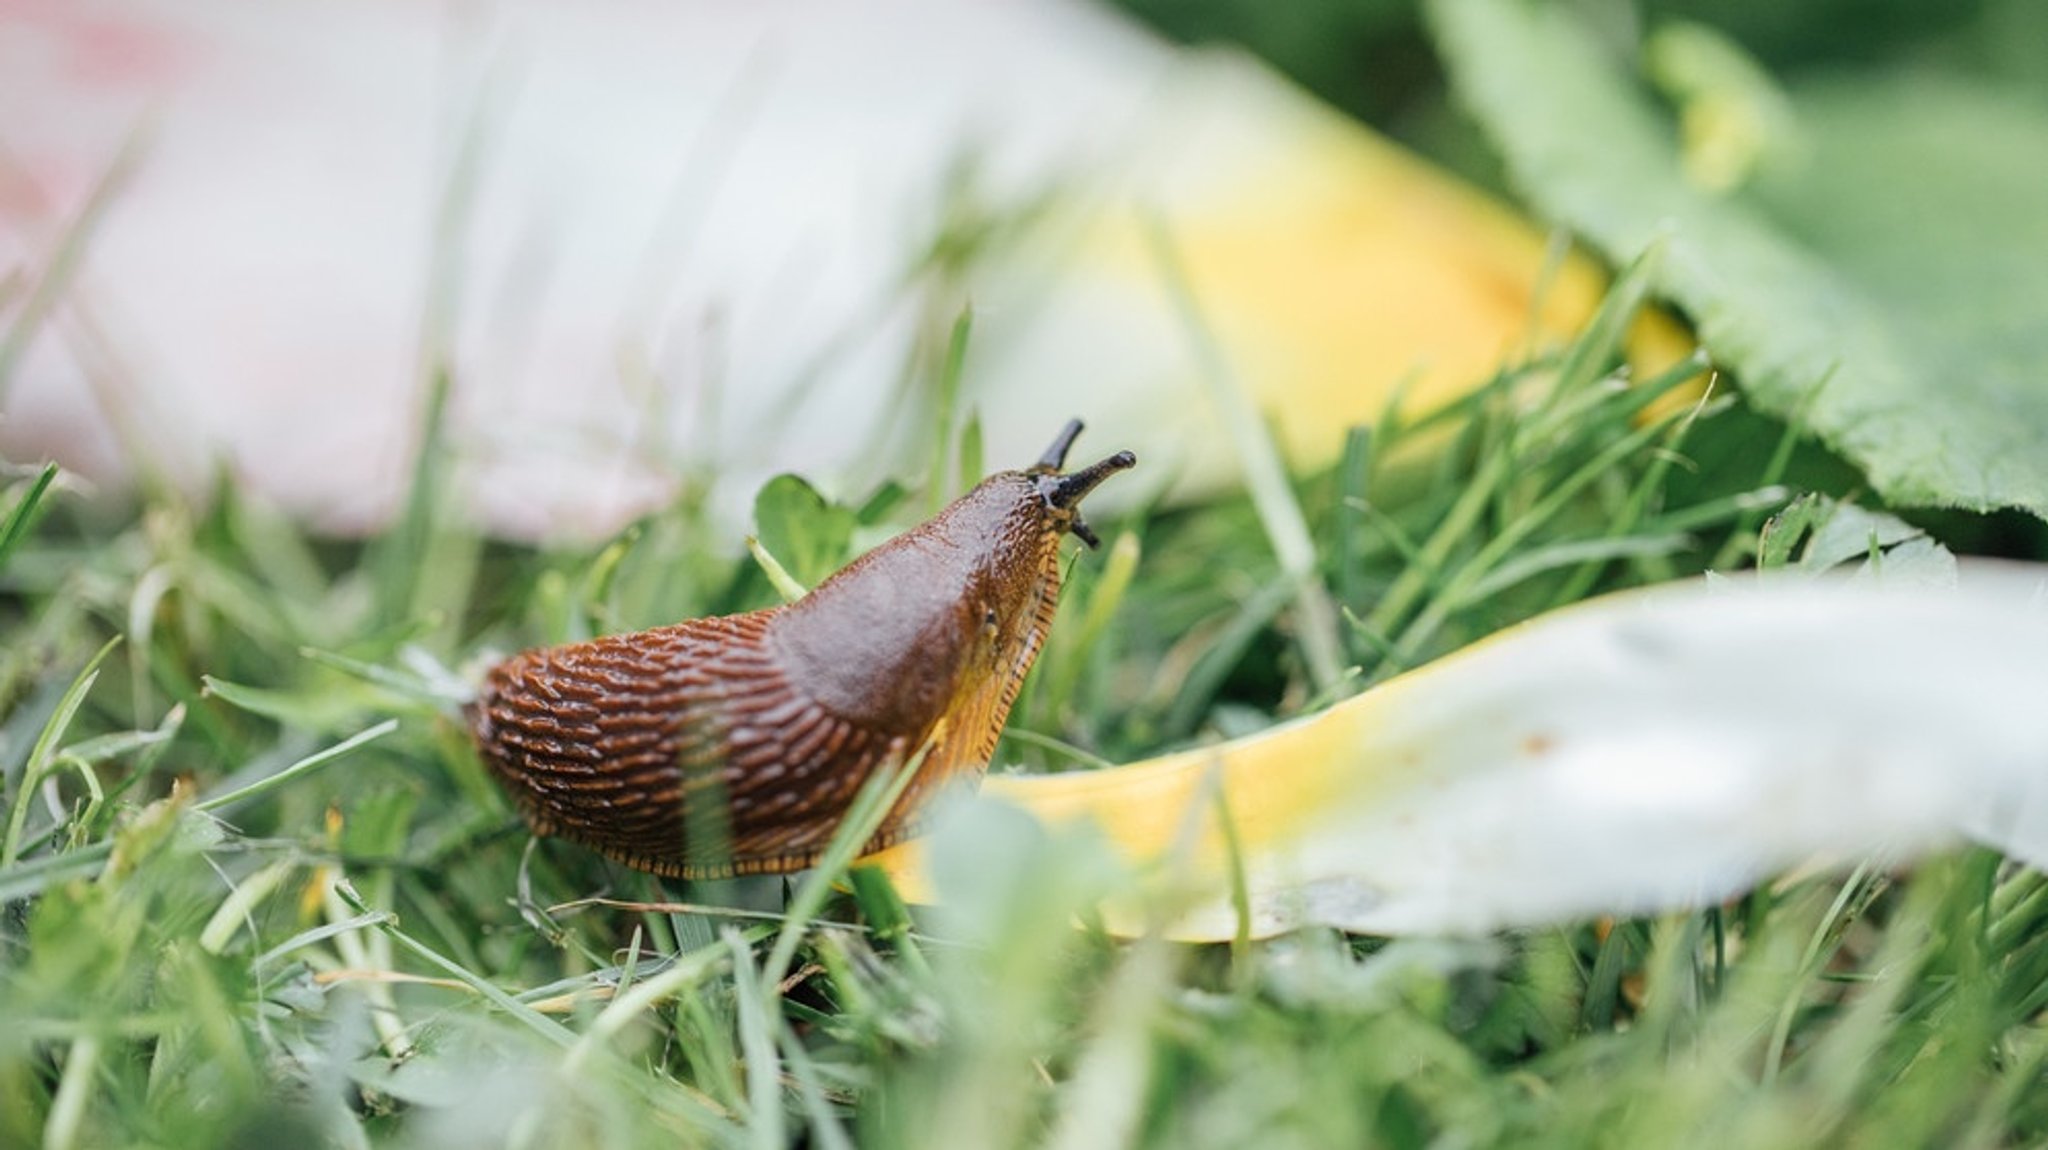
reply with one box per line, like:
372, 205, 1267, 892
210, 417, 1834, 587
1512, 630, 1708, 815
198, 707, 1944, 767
4, 1, 2047, 1147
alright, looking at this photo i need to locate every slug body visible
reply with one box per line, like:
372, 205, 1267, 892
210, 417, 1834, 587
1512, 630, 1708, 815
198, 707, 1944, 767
470, 422, 1135, 878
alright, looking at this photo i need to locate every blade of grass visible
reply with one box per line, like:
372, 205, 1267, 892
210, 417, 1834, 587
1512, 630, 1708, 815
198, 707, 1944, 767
0, 463, 58, 572
41, 1034, 99, 1150
333, 877, 577, 1050
728, 929, 791, 1148
1545, 358, 1716, 606
747, 536, 810, 603
560, 937, 738, 1075
0, 841, 113, 901
776, 1008, 857, 1150
956, 409, 985, 494
1763, 865, 1882, 1084
194, 719, 399, 814
1456, 533, 1693, 608
926, 305, 973, 514
251, 910, 399, 977
1713, 367, 1834, 571
994, 727, 1117, 773
2, 636, 120, 867
372, 367, 453, 625
762, 743, 931, 988
0, 126, 145, 398
1333, 426, 1376, 610
299, 645, 472, 709
1386, 396, 1710, 668
1037, 530, 1140, 723
1542, 240, 1664, 413
1145, 215, 1344, 695
1210, 774, 1253, 983
1162, 576, 1295, 739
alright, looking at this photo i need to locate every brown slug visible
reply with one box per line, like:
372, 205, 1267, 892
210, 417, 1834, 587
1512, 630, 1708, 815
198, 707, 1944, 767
468, 420, 1135, 878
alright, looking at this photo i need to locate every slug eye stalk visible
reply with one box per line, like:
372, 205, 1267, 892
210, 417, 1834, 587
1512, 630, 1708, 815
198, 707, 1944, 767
1035, 448, 1137, 549
1050, 451, 1138, 508
1035, 418, 1087, 472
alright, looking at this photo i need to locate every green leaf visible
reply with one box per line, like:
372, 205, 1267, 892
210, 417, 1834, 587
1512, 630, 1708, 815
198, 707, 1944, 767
1799, 502, 1922, 573
1430, 0, 2048, 521
854, 478, 909, 526
751, 474, 856, 592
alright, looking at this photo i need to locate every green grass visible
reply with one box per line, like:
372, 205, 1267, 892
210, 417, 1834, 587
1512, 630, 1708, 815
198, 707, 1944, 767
2, 268, 2045, 1149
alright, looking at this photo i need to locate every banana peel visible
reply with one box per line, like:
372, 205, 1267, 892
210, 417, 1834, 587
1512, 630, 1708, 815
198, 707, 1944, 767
865, 564, 2048, 938
967, 51, 1699, 498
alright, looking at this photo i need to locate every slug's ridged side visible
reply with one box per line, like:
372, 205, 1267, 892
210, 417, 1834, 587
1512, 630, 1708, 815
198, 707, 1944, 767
473, 611, 935, 878
471, 614, 759, 875
712, 665, 907, 872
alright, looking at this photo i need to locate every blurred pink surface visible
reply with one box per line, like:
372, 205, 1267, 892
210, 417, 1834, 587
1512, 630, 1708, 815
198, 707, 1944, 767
1, 0, 1177, 537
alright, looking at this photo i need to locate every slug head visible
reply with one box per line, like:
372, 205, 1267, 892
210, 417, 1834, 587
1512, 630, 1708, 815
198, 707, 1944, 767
772, 420, 1135, 737
1029, 417, 1137, 550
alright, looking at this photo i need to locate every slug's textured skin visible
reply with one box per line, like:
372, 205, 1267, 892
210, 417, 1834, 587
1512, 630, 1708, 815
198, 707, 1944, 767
470, 425, 1133, 878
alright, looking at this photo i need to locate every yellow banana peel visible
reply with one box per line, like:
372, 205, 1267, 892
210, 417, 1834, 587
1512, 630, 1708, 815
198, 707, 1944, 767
866, 565, 2048, 939
1149, 78, 1691, 452
969, 53, 1698, 497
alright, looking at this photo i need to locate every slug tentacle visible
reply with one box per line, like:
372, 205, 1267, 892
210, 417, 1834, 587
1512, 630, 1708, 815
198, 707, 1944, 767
1035, 418, 1087, 472
1048, 451, 1138, 508
469, 419, 1135, 878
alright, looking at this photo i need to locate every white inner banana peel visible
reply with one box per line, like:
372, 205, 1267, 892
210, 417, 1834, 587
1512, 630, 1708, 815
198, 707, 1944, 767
865, 563, 2048, 938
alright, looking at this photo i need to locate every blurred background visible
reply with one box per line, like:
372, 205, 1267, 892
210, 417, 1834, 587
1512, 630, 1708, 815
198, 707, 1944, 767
4, 0, 2046, 540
